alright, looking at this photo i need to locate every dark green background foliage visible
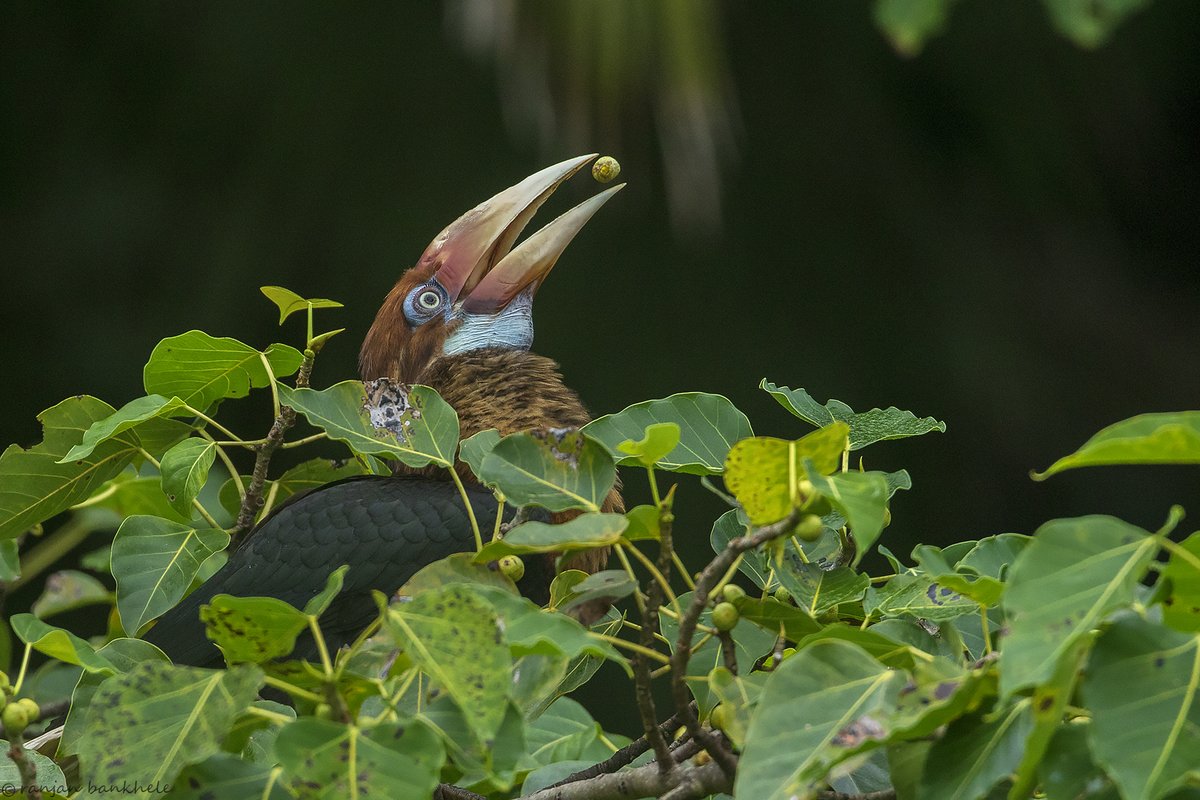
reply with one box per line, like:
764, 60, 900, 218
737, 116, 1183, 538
1, 0, 1198, 755
3, 1, 1199, 564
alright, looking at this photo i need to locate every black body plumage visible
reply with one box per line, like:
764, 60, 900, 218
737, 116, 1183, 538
144, 476, 545, 667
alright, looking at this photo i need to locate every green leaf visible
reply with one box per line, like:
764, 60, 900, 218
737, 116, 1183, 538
172, 754, 291, 800
160, 437, 217, 515
144, 330, 303, 413
1043, 0, 1152, 48
112, 515, 230, 635
477, 429, 615, 513
1083, 614, 1200, 800
87, 473, 190, 523
889, 658, 987, 739
1163, 532, 1200, 633
804, 464, 891, 560
201, 595, 309, 664
872, 0, 958, 56
865, 573, 978, 622
524, 697, 601, 766
723, 424, 850, 525
304, 564, 349, 617
0, 396, 141, 540
622, 504, 661, 541
1038, 722, 1113, 800
918, 701, 1033, 800
1034, 412, 1200, 479
75, 661, 263, 787
1011, 638, 1089, 799
60, 637, 170, 756
776, 563, 870, 617
385, 585, 512, 745
475, 513, 627, 561
558, 570, 638, 615
794, 626, 928, 671
736, 640, 901, 800
459, 428, 501, 482
1000, 515, 1160, 697
0, 540, 19, 582
469, 585, 627, 665
736, 597, 823, 641
31, 569, 112, 619
711, 510, 770, 587
60, 394, 195, 463
280, 380, 459, 468
417, 697, 524, 791
761, 380, 946, 450
130, 417, 195, 459
956, 533, 1030, 579
396, 553, 515, 600
615, 421, 681, 467
583, 392, 753, 475
549, 570, 588, 609
0, 739, 67, 791
275, 718, 443, 800
260, 285, 344, 324
10, 613, 115, 672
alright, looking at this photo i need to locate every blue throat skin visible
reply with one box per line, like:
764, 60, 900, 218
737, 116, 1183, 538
442, 288, 535, 356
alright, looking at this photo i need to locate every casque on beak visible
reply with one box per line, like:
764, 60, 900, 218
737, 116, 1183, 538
417, 154, 625, 314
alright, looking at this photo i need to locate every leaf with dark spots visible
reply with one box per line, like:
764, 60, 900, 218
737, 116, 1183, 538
74, 661, 263, 788
384, 585, 512, 746
275, 719, 444, 800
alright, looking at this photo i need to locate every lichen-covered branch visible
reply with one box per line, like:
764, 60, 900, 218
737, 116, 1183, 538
669, 508, 802, 778
525, 758, 729, 800
232, 351, 315, 541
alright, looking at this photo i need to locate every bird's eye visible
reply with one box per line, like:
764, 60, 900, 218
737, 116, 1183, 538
417, 290, 441, 310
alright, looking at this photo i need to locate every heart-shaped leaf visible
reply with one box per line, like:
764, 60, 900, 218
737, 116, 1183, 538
723, 424, 849, 525
112, 515, 230, 635
761, 380, 945, 450
477, 429, 614, 513
160, 437, 218, 515
1033, 411, 1200, 479
281, 380, 459, 469
144, 331, 303, 413
584, 393, 752, 475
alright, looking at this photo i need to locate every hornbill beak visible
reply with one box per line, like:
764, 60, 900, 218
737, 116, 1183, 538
417, 154, 625, 313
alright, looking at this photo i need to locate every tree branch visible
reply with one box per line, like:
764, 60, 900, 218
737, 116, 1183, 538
7, 732, 43, 800
669, 508, 803, 778
547, 704, 696, 790
525, 758, 729, 800
232, 351, 314, 542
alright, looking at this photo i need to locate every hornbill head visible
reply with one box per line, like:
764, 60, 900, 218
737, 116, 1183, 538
360, 155, 624, 383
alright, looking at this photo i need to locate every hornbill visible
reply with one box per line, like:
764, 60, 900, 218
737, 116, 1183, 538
145, 155, 625, 666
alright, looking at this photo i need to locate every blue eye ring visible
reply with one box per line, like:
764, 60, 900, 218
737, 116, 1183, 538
403, 281, 449, 326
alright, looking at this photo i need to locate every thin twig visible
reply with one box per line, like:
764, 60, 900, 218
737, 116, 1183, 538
6, 732, 43, 800
628, 471, 677, 772
434, 785, 487, 800
232, 351, 314, 541
670, 508, 803, 778
547, 704, 696, 789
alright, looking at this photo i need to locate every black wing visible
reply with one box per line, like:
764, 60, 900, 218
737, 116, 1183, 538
143, 476, 536, 666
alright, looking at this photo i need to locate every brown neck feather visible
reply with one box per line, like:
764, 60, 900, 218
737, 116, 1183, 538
418, 348, 593, 441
